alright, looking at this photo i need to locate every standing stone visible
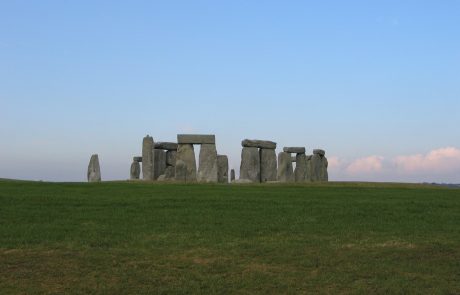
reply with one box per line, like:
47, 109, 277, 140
277, 152, 294, 182
130, 161, 140, 180
294, 153, 308, 182
87, 154, 101, 182
240, 147, 260, 182
175, 160, 187, 182
197, 144, 218, 183
305, 155, 313, 182
153, 149, 167, 180
230, 169, 235, 182
176, 144, 197, 182
260, 148, 277, 182
142, 135, 154, 180
166, 150, 177, 166
310, 150, 328, 182
323, 157, 329, 181
217, 155, 229, 183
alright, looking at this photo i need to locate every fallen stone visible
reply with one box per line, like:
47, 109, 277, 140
197, 144, 218, 183
313, 149, 326, 156
277, 152, 294, 182
240, 147, 260, 182
153, 149, 167, 180
260, 148, 277, 182
130, 161, 140, 180
154, 142, 178, 151
177, 134, 215, 144
230, 169, 235, 182
87, 154, 101, 182
166, 151, 177, 166
241, 139, 276, 149
217, 155, 229, 183
142, 135, 154, 180
294, 153, 308, 182
133, 156, 142, 162
175, 144, 196, 182
283, 147, 306, 154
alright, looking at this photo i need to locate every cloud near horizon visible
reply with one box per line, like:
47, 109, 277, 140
329, 147, 460, 183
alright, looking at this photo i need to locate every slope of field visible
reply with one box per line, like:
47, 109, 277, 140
0, 180, 459, 294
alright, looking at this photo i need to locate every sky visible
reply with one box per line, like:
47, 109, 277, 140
1, 1, 459, 183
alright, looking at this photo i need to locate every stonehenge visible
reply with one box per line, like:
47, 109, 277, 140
130, 156, 141, 180
128, 134, 328, 184
240, 139, 277, 183
87, 154, 101, 182
217, 155, 229, 183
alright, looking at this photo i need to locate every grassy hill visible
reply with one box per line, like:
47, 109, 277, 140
0, 180, 459, 294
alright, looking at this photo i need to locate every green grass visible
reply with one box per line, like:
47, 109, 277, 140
0, 180, 459, 294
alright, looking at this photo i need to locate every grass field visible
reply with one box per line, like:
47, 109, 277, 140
0, 179, 459, 294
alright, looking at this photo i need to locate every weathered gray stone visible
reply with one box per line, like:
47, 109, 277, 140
283, 147, 306, 154
240, 147, 260, 182
305, 155, 312, 182
142, 135, 154, 180
291, 156, 297, 162
197, 144, 218, 183
233, 179, 253, 184
230, 169, 235, 182
175, 144, 196, 182
164, 166, 175, 179
157, 175, 166, 181
310, 154, 328, 182
260, 148, 277, 182
177, 134, 215, 144
153, 149, 167, 180
294, 153, 308, 182
175, 160, 187, 182
166, 151, 177, 166
241, 139, 276, 149
130, 161, 140, 180
154, 142, 178, 151
217, 155, 229, 183
133, 156, 142, 162
277, 152, 294, 182
313, 149, 326, 156
87, 154, 101, 182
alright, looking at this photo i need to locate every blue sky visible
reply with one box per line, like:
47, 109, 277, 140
1, 1, 459, 182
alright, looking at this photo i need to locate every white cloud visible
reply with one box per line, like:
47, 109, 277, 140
346, 156, 384, 174
394, 147, 460, 173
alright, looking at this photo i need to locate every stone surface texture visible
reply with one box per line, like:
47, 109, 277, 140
153, 149, 167, 180
164, 166, 175, 179
230, 169, 235, 182
197, 144, 218, 183
177, 134, 215, 144
241, 139, 276, 149
283, 147, 306, 154
154, 142, 178, 151
142, 136, 154, 180
166, 151, 177, 166
310, 153, 328, 182
87, 154, 101, 182
217, 155, 229, 183
313, 149, 326, 156
240, 147, 261, 182
175, 144, 197, 182
277, 152, 294, 182
133, 156, 142, 162
130, 161, 140, 180
260, 148, 277, 182
294, 153, 308, 182
175, 160, 187, 182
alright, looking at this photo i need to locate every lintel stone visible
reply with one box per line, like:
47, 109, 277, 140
133, 156, 142, 162
177, 134, 215, 144
154, 142, 178, 150
241, 139, 276, 149
283, 147, 306, 154
313, 149, 326, 156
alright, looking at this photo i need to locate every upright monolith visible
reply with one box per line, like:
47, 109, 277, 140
130, 160, 140, 180
197, 144, 218, 183
87, 154, 101, 182
260, 148, 277, 182
230, 169, 235, 182
240, 147, 260, 182
277, 152, 294, 182
294, 153, 308, 182
142, 135, 154, 180
176, 144, 197, 182
153, 149, 167, 180
217, 155, 229, 183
